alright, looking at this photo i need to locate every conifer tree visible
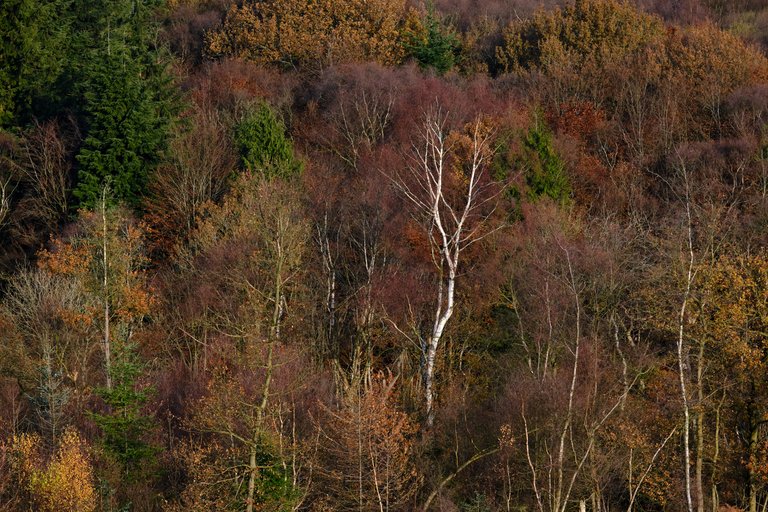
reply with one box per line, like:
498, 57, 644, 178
234, 103, 303, 180
91, 341, 156, 476
521, 118, 571, 204
0, 0, 73, 126
70, 0, 177, 209
74, 54, 172, 209
403, 2, 458, 74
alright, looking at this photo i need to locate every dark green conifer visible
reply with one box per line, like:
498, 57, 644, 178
522, 118, 571, 204
71, 0, 178, 209
404, 2, 459, 75
234, 103, 303, 180
91, 341, 156, 477
0, 0, 73, 126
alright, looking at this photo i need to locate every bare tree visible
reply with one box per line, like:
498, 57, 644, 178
2, 267, 93, 386
327, 89, 394, 171
671, 158, 700, 512
2, 118, 78, 247
186, 173, 309, 512
315, 209, 342, 355
149, 105, 235, 239
390, 105, 501, 426
17, 119, 74, 228
0, 172, 12, 231
521, 242, 633, 512
0, 133, 19, 233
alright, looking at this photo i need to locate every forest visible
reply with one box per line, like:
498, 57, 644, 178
1, 0, 768, 510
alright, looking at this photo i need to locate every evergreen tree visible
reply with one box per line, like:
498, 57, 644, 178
404, 2, 458, 75
521, 118, 571, 204
70, 0, 177, 209
0, 0, 73, 126
91, 341, 156, 477
73, 54, 172, 209
234, 103, 303, 180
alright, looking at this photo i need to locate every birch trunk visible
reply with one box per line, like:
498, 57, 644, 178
696, 339, 705, 512
101, 187, 111, 389
678, 167, 695, 512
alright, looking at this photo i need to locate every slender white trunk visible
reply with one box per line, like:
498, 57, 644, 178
555, 248, 580, 512
627, 427, 677, 512
678, 170, 695, 512
424, 269, 455, 427
696, 339, 705, 512
102, 188, 111, 389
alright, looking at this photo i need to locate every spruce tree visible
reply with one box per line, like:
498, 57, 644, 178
91, 341, 156, 477
404, 2, 458, 75
71, 0, 177, 209
234, 103, 303, 180
0, 0, 73, 126
74, 54, 171, 209
521, 119, 571, 205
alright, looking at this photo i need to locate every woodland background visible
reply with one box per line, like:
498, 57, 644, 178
2, 0, 768, 510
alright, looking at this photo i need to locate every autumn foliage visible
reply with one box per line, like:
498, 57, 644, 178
9, 429, 97, 512
3, 0, 768, 510
205, 0, 408, 68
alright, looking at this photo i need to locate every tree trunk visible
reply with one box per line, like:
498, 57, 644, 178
678, 173, 695, 512
424, 271, 455, 427
246, 228, 284, 511
711, 388, 725, 512
750, 417, 759, 512
696, 339, 705, 512
247, 441, 258, 512
101, 189, 111, 389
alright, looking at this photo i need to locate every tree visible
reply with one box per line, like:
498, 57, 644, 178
91, 341, 156, 479
176, 362, 306, 512
69, 0, 178, 209
73, 54, 174, 209
0, 266, 94, 392
234, 102, 303, 180
520, 116, 571, 204
698, 251, 768, 512
497, 205, 642, 512
145, 104, 236, 252
669, 22, 768, 137
316, 371, 422, 511
16, 119, 77, 233
10, 429, 97, 512
0, 0, 72, 126
495, 0, 665, 74
37, 201, 153, 389
390, 106, 500, 426
403, 3, 459, 75
205, 0, 407, 69
177, 172, 310, 512
29, 354, 71, 450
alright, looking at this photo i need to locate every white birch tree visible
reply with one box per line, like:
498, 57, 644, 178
391, 105, 500, 426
